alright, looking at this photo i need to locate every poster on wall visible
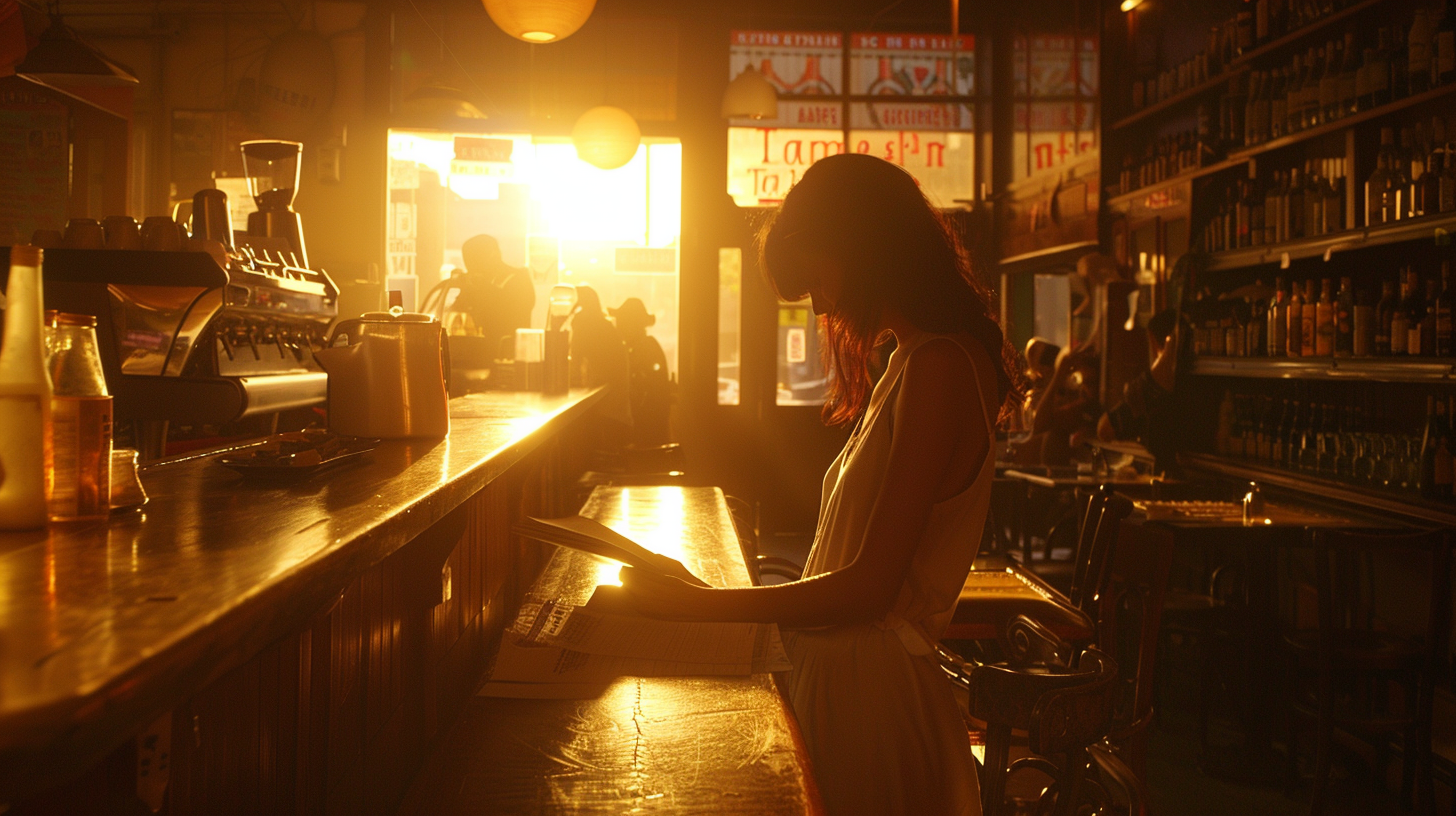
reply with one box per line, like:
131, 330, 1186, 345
727, 30, 843, 130
0, 101, 68, 242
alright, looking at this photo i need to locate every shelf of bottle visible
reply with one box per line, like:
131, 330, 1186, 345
1228, 0, 1390, 71
1228, 81, 1456, 164
1109, 0, 1389, 133
1105, 156, 1250, 208
1182, 451, 1456, 528
1110, 68, 1249, 132
1192, 355, 1456, 382
1203, 210, 1456, 270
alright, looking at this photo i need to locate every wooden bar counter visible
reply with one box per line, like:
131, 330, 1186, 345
0, 388, 602, 813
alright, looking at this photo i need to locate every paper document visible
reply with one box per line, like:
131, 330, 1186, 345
514, 515, 710, 586
478, 599, 791, 698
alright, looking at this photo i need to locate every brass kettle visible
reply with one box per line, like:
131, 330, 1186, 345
314, 312, 450, 438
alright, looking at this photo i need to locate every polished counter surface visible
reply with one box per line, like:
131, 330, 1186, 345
0, 388, 601, 793
396, 486, 823, 815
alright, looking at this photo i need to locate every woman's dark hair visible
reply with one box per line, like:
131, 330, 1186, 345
758, 153, 1023, 426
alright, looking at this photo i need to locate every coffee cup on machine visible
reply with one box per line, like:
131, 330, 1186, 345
141, 216, 183, 251
103, 216, 143, 250
63, 218, 105, 249
191, 189, 235, 251
30, 229, 63, 248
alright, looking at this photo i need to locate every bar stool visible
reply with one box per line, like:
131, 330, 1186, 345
1283, 528, 1452, 815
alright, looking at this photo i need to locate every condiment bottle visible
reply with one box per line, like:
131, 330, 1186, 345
45, 312, 112, 520
0, 246, 52, 530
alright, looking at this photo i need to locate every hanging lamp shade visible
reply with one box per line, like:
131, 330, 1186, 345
16, 14, 138, 86
571, 106, 640, 170
721, 66, 777, 119
481, 0, 596, 44
403, 82, 488, 120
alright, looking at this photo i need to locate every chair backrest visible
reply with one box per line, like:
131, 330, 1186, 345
1307, 528, 1453, 681
1071, 487, 1135, 617
1027, 649, 1119, 756
1086, 743, 1151, 816
1094, 519, 1174, 776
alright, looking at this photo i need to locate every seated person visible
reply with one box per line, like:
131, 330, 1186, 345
458, 234, 536, 354
1097, 308, 1180, 472
609, 297, 671, 447
1016, 337, 1097, 466
569, 285, 634, 445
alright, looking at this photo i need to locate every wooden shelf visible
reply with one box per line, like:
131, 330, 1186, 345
1228, 0, 1388, 70
1203, 210, 1456, 270
1110, 68, 1247, 132
1191, 356, 1456, 383
1182, 452, 1456, 528
1106, 156, 1249, 208
1229, 81, 1456, 161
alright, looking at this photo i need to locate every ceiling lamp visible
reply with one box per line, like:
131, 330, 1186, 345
16, 14, 138, 86
1120, 0, 1145, 10
721, 66, 778, 119
571, 106, 640, 170
482, 0, 596, 44
403, 82, 488, 120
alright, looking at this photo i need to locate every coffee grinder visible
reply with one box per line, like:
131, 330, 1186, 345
240, 139, 308, 267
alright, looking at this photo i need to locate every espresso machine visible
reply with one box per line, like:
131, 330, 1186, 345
0, 140, 338, 459
240, 140, 308, 268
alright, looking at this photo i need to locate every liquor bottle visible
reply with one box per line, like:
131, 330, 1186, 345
1320, 39, 1342, 125
1301, 279, 1319, 357
1267, 170, 1285, 243
1436, 260, 1454, 356
1251, 175, 1267, 246
1407, 267, 1428, 355
1418, 129, 1445, 217
1237, 4, 1255, 55
1271, 66, 1289, 139
1288, 165, 1307, 239
1375, 278, 1397, 355
1269, 277, 1288, 356
1366, 129, 1395, 226
1244, 72, 1265, 147
1287, 276, 1306, 356
1302, 46, 1323, 131
1421, 275, 1440, 355
1300, 403, 1322, 471
0, 245, 51, 530
1436, 0, 1456, 86
45, 312, 112, 521
1393, 22, 1411, 99
1271, 399, 1290, 464
1256, 0, 1272, 45
1335, 276, 1354, 357
1335, 404, 1358, 479
1317, 402, 1338, 475
1396, 127, 1417, 219
1340, 32, 1360, 116
1324, 158, 1345, 232
1315, 278, 1335, 356
1391, 267, 1412, 355
1411, 9, 1434, 96
1354, 284, 1375, 356
1419, 394, 1450, 500
1286, 400, 1306, 470
1286, 53, 1306, 135
1370, 28, 1393, 108
1305, 160, 1325, 237
1236, 179, 1253, 247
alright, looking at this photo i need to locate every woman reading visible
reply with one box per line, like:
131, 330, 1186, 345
599, 153, 1020, 815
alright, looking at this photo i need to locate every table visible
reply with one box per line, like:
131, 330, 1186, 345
0, 388, 602, 805
394, 486, 823, 815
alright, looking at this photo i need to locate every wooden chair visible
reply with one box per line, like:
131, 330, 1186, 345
1092, 520, 1175, 779
1283, 528, 1452, 816
725, 494, 804, 585
940, 616, 1121, 816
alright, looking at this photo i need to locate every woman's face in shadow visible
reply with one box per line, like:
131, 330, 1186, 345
797, 249, 845, 316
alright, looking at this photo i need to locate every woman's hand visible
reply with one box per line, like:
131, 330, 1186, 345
588, 567, 711, 620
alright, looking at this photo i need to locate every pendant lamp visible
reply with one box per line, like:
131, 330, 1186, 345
16, 14, 138, 86
721, 66, 778, 119
571, 106, 640, 170
482, 0, 596, 44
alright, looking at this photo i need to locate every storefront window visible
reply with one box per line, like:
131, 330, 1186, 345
718, 247, 742, 406
1011, 35, 1098, 181
777, 301, 828, 406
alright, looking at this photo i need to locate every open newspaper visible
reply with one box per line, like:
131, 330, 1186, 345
482, 515, 791, 698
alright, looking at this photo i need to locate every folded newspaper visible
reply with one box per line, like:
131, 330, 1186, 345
513, 515, 711, 586
481, 515, 791, 698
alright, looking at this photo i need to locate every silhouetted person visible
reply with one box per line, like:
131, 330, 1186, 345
610, 297, 671, 446
460, 234, 535, 354
569, 285, 633, 444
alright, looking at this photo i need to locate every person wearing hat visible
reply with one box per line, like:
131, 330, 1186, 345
569, 285, 634, 445
611, 297, 671, 446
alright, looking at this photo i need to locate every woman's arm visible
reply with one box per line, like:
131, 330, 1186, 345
604, 338, 989, 628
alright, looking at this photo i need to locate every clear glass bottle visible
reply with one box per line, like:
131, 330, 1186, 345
0, 245, 51, 530
45, 312, 112, 520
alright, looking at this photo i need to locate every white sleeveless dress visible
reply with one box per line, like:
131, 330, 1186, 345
782, 332, 995, 816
